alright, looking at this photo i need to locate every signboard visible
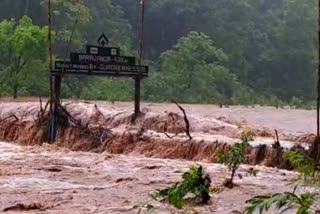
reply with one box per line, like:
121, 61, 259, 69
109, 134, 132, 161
55, 61, 148, 73
50, 33, 148, 143
70, 53, 135, 65
52, 33, 148, 78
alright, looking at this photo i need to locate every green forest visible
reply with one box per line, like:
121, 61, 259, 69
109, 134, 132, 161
0, 0, 317, 107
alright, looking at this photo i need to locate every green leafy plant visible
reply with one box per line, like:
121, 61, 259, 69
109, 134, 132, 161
243, 187, 319, 214
218, 140, 249, 188
0, 16, 49, 98
284, 150, 320, 179
243, 149, 320, 214
152, 165, 211, 209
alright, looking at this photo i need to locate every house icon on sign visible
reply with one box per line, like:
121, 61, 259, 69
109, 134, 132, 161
97, 33, 109, 47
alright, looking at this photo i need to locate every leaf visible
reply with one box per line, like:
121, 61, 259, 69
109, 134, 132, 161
284, 150, 318, 177
243, 190, 317, 214
152, 165, 211, 209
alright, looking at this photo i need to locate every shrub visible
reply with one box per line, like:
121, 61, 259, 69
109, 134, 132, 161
217, 140, 249, 188
152, 165, 211, 209
243, 189, 319, 214
290, 96, 303, 108
243, 149, 320, 214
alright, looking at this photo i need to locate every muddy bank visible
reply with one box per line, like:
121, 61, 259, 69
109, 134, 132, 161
0, 141, 297, 214
0, 101, 314, 168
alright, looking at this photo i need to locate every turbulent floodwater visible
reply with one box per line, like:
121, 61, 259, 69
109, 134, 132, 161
0, 98, 316, 134
0, 99, 314, 213
97, 102, 315, 134
0, 141, 296, 214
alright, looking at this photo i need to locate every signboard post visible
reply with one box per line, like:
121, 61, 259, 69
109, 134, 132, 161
134, 77, 141, 114
50, 33, 148, 141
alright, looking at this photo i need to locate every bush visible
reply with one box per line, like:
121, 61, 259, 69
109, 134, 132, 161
243, 149, 320, 214
290, 96, 303, 108
218, 140, 249, 188
152, 165, 211, 209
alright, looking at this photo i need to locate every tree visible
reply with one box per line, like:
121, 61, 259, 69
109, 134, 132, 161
0, 0, 45, 23
257, 0, 317, 101
0, 0, 317, 104
116, 0, 317, 104
84, 0, 133, 47
0, 16, 48, 98
46, 0, 91, 57
144, 31, 253, 104
49, 0, 134, 99
81, 77, 134, 101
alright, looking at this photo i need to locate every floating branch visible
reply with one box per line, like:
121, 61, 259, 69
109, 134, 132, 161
163, 131, 183, 139
273, 129, 280, 148
0, 114, 19, 123
156, 119, 183, 139
57, 103, 113, 142
172, 100, 192, 140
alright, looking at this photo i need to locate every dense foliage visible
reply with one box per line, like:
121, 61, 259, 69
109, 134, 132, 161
0, 16, 48, 98
0, 0, 317, 106
152, 165, 211, 209
243, 149, 320, 214
244, 190, 319, 214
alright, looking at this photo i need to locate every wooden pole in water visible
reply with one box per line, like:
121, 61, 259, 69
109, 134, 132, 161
134, 0, 146, 115
317, 0, 320, 137
139, 0, 145, 69
311, 0, 320, 161
48, 0, 53, 107
48, 0, 55, 142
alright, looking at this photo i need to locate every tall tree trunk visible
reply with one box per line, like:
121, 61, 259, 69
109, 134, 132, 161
12, 64, 23, 99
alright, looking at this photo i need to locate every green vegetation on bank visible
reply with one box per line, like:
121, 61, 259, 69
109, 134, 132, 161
0, 0, 317, 107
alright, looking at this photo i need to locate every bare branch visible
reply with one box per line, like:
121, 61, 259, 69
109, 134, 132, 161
57, 103, 81, 126
171, 100, 192, 140
163, 131, 183, 139
0, 114, 19, 123
275, 129, 280, 143
39, 97, 43, 113
57, 103, 113, 140
273, 129, 281, 148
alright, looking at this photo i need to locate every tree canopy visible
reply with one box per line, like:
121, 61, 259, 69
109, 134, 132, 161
0, 0, 317, 107
0, 16, 48, 98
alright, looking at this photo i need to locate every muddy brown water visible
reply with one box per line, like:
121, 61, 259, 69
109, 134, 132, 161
0, 98, 316, 134
94, 101, 315, 135
0, 100, 315, 213
0, 141, 297, 214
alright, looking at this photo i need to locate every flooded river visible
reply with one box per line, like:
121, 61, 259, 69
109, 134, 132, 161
0, 141, 296, 214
